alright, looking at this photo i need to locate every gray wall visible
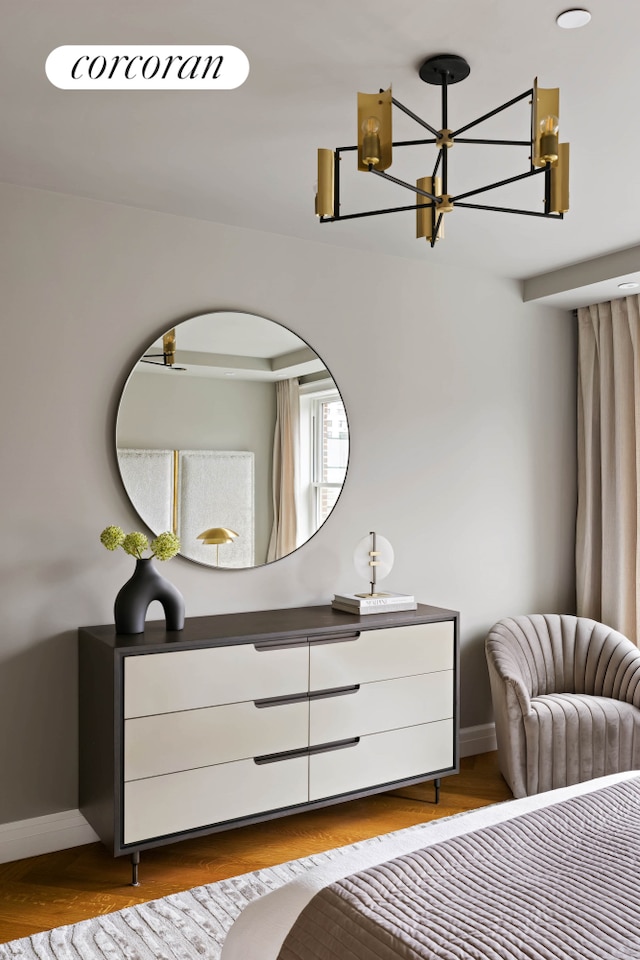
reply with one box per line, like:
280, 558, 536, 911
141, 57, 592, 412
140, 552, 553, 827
117, 370, 276, 564
0, 181, 576, 824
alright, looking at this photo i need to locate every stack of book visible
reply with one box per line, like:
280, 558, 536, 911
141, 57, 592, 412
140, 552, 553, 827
331, 592, 417, 615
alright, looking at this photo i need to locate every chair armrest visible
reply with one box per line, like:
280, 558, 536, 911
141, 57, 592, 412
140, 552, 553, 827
501, 673, 533, 716
485, 653, 531, 798
610, 648, 640, 708
485, 636, 533, 717
584, 624, 640, 705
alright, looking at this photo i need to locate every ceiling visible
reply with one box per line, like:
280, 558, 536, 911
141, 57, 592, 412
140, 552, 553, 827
2, 0, 639, 292
139, 311, 328, 381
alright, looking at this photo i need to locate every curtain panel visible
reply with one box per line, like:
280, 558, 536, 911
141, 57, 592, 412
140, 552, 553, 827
267, 378, 300, 562
576, 295, 640, 642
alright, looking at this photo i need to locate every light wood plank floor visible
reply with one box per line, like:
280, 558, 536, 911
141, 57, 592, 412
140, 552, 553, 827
0, 752, 512, 944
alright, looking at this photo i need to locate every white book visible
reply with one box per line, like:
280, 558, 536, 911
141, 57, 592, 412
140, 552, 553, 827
331, 599, 418, 615
333, 592, 415, 607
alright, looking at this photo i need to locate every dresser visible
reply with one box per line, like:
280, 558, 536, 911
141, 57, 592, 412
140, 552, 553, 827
79, 603, 459, 883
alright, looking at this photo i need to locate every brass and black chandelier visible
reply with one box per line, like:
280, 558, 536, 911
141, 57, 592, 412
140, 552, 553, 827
315, 54, 569, 246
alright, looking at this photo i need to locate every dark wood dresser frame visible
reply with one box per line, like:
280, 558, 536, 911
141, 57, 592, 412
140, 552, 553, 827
79, 603, 460, 884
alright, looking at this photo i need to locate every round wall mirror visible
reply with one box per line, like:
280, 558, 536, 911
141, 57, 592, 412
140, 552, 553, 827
115, 311, 349, 568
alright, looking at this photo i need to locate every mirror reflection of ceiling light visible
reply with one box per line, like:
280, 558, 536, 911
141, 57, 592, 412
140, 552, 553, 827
141, 328, 187, 371
556, 9, 591, 29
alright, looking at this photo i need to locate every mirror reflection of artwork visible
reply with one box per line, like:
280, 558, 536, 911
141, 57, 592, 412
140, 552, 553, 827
115, 312, 349, 568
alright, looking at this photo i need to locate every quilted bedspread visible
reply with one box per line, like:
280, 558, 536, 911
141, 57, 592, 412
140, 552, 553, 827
277, 775, 640, 959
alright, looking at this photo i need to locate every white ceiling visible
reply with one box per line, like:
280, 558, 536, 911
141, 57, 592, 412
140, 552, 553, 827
140, 311, 329, 381
2, 0, 639, 292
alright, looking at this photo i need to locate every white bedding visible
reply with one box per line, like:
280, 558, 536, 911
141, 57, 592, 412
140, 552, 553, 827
220, 771, 639, 960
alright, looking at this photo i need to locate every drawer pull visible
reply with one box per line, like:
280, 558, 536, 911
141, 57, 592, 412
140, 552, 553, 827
308, 737, 360, 756
308, 684, 360, 701
254, 745, 310, 765
255, 685, 360, 709
309, 633, 360, 646
253, 639, 308, 651
254, 737, 360, 765
254, 691, 309, 709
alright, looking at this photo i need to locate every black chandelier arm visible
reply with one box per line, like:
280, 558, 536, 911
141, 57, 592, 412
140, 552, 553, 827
319, 201, 436, 223
335, 138, 438, 151
430, 211, 444, 248
369, 165, 442, 203
454, 201, 564, 219
393, 137, 438, 147
141, 354, 170, 365
441, 73, 449, 126
442, 145, 448, 194
451, 165, 545, 204
450, 88, 533, 139
391, 96, 440, 137
432, 149, 442, 180
454, 138, 531, 147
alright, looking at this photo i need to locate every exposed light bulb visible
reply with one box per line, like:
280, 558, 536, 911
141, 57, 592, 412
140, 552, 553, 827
539, 115, 559, 163
362, 116, 381, 166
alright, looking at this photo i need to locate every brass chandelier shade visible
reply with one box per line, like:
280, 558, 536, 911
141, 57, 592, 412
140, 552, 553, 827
315, 54, 569, 247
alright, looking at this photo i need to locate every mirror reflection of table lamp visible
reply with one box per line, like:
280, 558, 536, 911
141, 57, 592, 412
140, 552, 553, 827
354, 531, 395, 597
197, 527, 239, 566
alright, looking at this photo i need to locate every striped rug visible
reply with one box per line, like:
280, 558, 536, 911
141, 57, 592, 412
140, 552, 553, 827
0, 821, 435, 960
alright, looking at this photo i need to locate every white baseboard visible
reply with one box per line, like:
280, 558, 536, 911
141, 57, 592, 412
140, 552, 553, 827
0, 725, 497, 865
459, 722, 497, 758
0, 809, 99, 865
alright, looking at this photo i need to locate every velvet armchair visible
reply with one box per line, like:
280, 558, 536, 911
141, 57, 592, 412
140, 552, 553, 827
485, 614, 640, 798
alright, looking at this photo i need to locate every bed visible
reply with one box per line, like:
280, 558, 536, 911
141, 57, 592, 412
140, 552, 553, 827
221, 770, 640, 960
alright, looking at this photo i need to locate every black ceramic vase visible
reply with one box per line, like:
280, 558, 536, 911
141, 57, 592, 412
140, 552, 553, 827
114, 558, 185, 634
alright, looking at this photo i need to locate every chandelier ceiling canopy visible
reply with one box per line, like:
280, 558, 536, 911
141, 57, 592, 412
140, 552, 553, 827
315, 54, 569, 247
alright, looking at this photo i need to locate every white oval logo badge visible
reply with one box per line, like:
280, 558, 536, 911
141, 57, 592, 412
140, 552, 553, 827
46, 45, 249, 90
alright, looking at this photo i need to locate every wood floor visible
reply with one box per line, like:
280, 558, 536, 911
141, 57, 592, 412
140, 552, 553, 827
0, 752, 512, 944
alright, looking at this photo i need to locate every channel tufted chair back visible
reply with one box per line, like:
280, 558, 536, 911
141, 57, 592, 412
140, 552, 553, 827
486, 614, 640, 798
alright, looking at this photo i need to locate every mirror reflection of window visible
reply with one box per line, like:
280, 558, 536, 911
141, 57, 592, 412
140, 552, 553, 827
116, 312, 349, 569
314, 395, 349, 526
298, 387, 348, 549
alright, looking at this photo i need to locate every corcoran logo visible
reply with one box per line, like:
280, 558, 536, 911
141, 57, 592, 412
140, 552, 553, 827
45, 45, 249, 90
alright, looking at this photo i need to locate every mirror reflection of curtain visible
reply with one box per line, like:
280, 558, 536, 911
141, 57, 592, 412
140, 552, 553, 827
576, 296, 640, 642
267, 378, 300, 561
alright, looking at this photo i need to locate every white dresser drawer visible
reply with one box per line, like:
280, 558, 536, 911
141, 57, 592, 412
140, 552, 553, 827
125, 699, 308, 781
309, 719, 454, 802
124, 641, 309, 718
124, 754, 308, 844
309, 672, 453, 746
310, 622, 454, 690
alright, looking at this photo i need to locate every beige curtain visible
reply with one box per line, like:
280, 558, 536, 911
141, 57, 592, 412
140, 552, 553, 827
267, 378, 300, 562
576, 296, 640, 642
